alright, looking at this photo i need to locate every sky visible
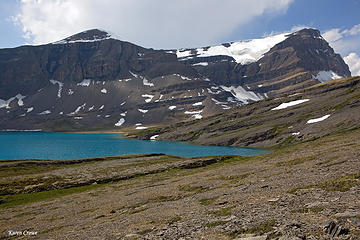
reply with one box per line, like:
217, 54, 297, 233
0, 0, 359, 75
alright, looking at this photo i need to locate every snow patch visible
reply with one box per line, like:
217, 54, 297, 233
0, 94, 26, 109
138, 109, 148, 113
143, 78, 154, 87
53, 31, 113, 44
307, 114, 331, 124
192, 62, 209, 66
207, 88, 222, 95
292, 132, 300, 136
69, 103, 86, 115
26, 107, 34, 113
192, 102, 202, 106
99, 105, 104, 110
150, 135, 159, 140
211, 98, 227, 105
39, 110, 51, 115
313, 71, 342, 82
271, 99, 310, 110
129, 71, 139, 78
68, 89, 74, 95
169, 106, 177, 110
142, 94, 154, 103
115, 118, 125, 127
176, 33, 289, 64
50, 80, 64, 98
136, 126, 148, 130
77, 79, 92, 87
129, 71, 154, 86
173, 74, 192, 81
101, 89, 107, 94
184, 110, 203, 114
220, 86, 263, 104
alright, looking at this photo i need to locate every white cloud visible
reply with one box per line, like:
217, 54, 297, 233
12, 0, 293, 49
322, 28, 343, 42
323, 24, 360, 56
323, 24, 360, 76
344, 53, 360, 76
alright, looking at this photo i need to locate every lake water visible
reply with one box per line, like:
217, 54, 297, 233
0, 132, 269, 160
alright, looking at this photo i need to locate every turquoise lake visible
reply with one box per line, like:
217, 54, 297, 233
0, 132, 269, 160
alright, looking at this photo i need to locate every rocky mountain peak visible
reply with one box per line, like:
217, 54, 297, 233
53, 29, 114, 44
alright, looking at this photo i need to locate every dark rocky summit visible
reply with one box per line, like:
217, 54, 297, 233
0, 28, 351, 131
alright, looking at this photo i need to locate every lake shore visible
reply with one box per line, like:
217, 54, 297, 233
1, 128, 359, 239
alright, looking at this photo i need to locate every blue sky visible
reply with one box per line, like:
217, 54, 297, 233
0, 0, 359, 75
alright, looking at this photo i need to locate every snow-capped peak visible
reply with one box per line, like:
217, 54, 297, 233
176, 32, 291, 65
52, 29, 119, 44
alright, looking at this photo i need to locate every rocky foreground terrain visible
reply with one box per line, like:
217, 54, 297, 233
0, 126, 359, 239
0, 77, 359, 240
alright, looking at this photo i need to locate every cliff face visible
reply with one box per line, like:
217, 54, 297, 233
0, 29, 352, 130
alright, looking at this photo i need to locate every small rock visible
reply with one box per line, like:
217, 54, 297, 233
110, 210, 116, 214
124, 233, 139, 238
268, 197, 280, 202
334, 210, 359, 218
234, 236, 267, 240
323, 220, 349, 238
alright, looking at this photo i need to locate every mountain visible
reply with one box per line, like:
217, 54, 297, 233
0, 28, 351, 131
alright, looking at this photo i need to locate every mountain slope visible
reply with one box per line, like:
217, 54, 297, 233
0, 28, 351, 131
129, 76, 360, 147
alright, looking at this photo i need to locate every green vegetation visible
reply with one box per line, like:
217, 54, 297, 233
167, 216, 182, 224
138, 229, 153, 235
217, 173, 250, 182
288, 173, 360, 194
178, 183, 209, 193
273, 136, 296, 149
333, 93, 360, 111
275, 155, 316, 167
228, 220, 277, 238
128, 207, 149, 214
149, 195, 182, 202
205, 220, 228, 227
0, 184, 103, 209
199, 197, 218, 206
129, 126, 163, 137
318, 173, 360, 192
210, 206, 234, 217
